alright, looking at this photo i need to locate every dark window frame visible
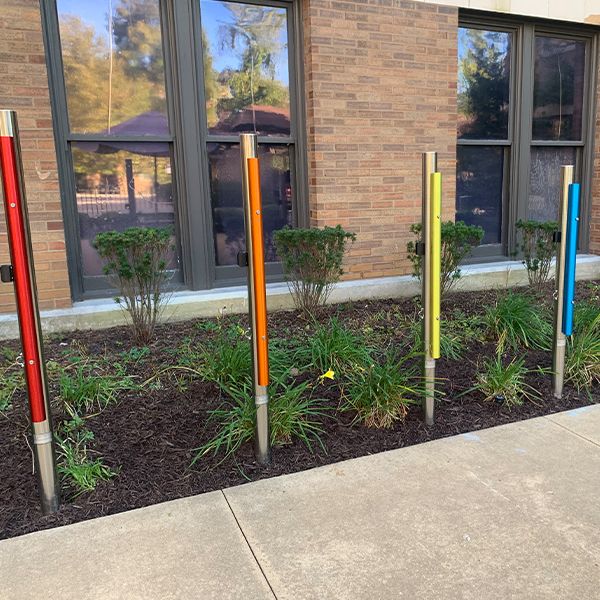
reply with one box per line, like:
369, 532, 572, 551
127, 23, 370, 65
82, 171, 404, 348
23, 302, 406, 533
458, 11, 599, 261
40, 0, 308, 300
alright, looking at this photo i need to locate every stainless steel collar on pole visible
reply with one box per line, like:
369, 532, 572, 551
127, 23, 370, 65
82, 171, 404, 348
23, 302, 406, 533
240, 133, 271, 465
422, 152, 437, 426
552, 165, 574, 399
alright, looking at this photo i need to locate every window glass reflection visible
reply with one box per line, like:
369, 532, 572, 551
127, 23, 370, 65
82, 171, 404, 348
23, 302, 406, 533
208, 143, 292, 265
200, 0, 291, 136
458, 27, 511, 140
528, 147, 577, 221
72, 142, 178, 277
57, 0, 168, 135
533, 37, 585, 141
456, 146, 504, 245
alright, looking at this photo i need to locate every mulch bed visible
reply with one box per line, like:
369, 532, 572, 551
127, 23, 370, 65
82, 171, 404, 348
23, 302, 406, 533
1, 281, 598, 540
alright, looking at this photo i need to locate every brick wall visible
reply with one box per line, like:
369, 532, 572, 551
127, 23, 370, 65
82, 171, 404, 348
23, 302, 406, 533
302, 0, 458, 280
0, 0, 70, 313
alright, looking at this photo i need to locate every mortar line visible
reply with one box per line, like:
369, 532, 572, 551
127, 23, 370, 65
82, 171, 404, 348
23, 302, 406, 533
221, 490, 278, 600
544, 415, 600, 449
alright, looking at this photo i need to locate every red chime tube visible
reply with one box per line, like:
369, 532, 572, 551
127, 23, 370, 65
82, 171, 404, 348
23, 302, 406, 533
0, 135, 46, 422
0, 110, 59, 514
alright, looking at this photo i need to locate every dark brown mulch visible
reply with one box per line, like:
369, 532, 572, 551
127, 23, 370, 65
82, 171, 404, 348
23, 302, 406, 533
0, 281, 598, 540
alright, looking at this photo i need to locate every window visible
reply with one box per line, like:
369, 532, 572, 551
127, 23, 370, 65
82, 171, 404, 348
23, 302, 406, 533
457, 27, 512, 250
52, 0, 181, 294
44, 0, 305, 299
529, 36, 586, 222
199, 0, 297, 271
456, 17, 595, 259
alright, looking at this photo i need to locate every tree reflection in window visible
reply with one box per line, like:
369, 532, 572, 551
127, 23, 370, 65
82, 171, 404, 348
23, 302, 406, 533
57, 0, 167, 135
458, 28, 511, 140
201, 0, 290, 136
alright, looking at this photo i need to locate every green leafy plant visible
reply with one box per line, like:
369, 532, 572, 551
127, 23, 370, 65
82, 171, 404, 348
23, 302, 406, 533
474, 354, 541, 408
407, 220, 483, 298
59, 365, 136, 413
274, 225, 356, 316
484, 291, 552, 352
566, 305, 600, 393
117, 346, 150, 367
301, 318, 372, 376
56, 410, 118, 496
94, 227, 173, 344
341, 353, 421, 428
516, 220, 558, 291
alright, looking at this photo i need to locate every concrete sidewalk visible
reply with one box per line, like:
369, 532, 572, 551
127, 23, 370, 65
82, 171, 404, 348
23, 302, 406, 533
1, 406, 599, 600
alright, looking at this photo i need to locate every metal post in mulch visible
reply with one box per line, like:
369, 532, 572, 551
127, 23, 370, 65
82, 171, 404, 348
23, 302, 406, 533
552, 165, 581, 399
419, 152, 442, 426
238, 133, 271, 465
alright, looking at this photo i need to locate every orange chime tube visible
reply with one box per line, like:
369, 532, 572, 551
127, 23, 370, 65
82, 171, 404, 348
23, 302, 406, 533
239, 133, 270, 465
247, 157, 269, 386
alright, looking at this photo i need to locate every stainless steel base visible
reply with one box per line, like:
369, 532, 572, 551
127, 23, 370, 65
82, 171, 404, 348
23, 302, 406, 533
32, 422, 60, 514
255, 389, 271, 466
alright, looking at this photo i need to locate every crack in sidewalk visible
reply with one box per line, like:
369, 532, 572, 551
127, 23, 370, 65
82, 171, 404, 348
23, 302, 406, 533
543, 415, 600, 449
222, 490, 278, 600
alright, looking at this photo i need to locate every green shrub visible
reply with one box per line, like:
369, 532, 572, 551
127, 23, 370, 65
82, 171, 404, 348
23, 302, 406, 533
407, 221, 483, 298
566, 306, 600, 393
484, 291, 552, 352
516, 220, 558, 291
94, 227, 173, 344
274, 225, 356, 316
474, 354, 540, 408
301, 318, 372, 376
341, 353, 421, 428
56, 410, 118, 496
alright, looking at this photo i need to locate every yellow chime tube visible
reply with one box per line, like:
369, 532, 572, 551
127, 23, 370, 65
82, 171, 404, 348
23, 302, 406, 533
429, 172, 442, 360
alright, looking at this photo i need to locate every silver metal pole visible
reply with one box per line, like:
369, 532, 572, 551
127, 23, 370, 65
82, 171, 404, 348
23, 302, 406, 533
0, 110, 60, 514
552, 165, 574, 399
240, 133, 270, 465
422, 152, 437, 426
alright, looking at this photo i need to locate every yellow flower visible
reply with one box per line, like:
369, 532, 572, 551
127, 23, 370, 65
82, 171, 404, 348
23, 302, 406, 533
319, 369, 335, 381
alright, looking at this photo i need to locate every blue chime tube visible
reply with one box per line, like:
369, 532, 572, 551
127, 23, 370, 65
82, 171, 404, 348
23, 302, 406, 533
561, 183, 580, 336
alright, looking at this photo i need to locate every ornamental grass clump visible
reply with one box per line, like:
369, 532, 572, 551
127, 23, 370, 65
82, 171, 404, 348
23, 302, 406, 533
566, 304, 600, 393
193, 375, 327, 461
407, 220, 483, 299
274, 225, 356, 316
300, 318, 373, 375
407, 314, 466, 360
59, 366, 137, 413
484, 291, 552, 353
94, 227, 173, 344
341, 353, 421, 428
474, 354, 541, 408
0, 353, 24, 413
516, 220, 558, 291
56, 409, 118, 496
